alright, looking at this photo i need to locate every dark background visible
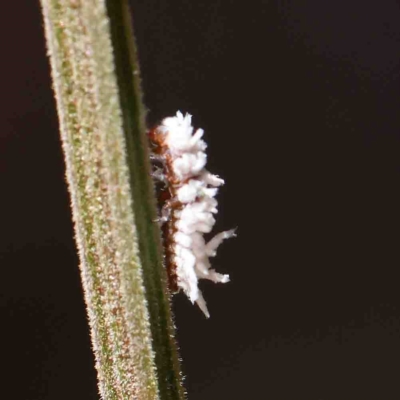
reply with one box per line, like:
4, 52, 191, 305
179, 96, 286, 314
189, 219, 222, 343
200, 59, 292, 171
1, 1, 400, 399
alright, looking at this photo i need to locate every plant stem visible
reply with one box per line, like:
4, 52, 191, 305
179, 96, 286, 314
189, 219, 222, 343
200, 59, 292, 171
40, 0, 185, 398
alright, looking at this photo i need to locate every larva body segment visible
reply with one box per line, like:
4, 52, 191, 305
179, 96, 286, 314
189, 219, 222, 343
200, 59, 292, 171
149, 111, 235, 317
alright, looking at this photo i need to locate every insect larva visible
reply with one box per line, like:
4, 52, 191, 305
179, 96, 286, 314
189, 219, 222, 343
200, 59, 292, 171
149, 111, 235, 317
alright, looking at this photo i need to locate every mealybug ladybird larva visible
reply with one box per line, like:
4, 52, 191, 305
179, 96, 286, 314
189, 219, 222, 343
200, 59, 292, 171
149, 111, 235, 318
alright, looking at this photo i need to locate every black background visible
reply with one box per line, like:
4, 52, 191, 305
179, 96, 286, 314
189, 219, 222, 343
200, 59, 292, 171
1, 1, 400, 399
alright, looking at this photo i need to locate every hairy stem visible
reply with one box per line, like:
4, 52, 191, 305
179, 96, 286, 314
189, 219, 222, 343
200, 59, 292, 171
40, 0, 185, 398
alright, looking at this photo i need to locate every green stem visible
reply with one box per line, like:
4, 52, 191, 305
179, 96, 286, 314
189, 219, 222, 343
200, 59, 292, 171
40, 0, 185, 398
